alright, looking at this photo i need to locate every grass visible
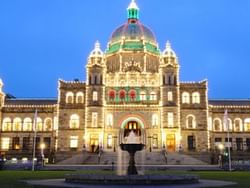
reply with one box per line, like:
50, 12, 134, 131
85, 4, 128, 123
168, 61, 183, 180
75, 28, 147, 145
0, 170, 250, 188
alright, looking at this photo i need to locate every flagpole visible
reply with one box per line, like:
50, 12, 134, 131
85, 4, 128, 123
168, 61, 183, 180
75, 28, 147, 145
224, 109, 232, 171
32, 109, 38, 171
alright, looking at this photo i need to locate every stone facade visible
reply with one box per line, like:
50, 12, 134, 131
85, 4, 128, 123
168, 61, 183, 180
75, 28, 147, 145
1, 1, 250, 162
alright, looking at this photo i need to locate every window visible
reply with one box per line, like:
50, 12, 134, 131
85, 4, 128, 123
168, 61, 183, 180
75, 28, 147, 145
93, 91, 98, 101
12, 137, 20, 150
168, 112, 174, 127
152, 114, 158, 127
2, 117, 11, 131
186, 115, 196, 129
187, 136, 195, 151
36, 117, 43, 131
76, 92, 84, 103
69, 114, 80, 129
246, 138, 250, 151
152, 134, 158, 149
244, 119, 250, 131
168, 91, 173, 101
150, 92, 157, 100
182, 92, 190, 104
214, 119, 222, 131
140, 91, 146, 101
234, 119, 242, 132
236, 138, 243, 151
13, 118, 22, 131
70, 136, 78, 148
192, 92, 200, 104
44, 137, 51, 151
66, 92, 74, 104
107, 134, 112, 149
44, 118, 52, 131
1, 137, 10, 150
23, 118, 32, 131
92, 112, 98, 127
106, 113, 113, 127
22, 137, 30, 151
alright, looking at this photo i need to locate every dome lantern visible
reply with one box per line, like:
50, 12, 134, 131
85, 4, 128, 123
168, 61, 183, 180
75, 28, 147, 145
162, 41, 177, 58
127, 0, 139, 21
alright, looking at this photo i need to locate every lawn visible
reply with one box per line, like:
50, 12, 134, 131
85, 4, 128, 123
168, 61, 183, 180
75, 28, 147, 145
0, 170, 250, 188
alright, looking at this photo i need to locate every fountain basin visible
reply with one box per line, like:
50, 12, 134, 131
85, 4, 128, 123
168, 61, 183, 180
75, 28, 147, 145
120, 143, 144, 152
65, 174, 199, 185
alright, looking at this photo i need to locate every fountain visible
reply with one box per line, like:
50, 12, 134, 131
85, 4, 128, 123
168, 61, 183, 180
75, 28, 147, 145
120, 131, 144, 175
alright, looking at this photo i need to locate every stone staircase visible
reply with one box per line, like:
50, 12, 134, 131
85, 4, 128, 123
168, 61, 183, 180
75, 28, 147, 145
56, 150, 208, 165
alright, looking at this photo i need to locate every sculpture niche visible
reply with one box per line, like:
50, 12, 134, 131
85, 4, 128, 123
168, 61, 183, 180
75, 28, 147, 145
120, 131, 144, 175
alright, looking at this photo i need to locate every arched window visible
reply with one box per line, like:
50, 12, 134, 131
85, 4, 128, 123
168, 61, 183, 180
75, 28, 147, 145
108, 90, 116, 101
36, 117, 43, 131
140, 91, 146, 101
66, 92, 74, 104
192, 92, 200, 104
234, 118, 242, 132
152, 114, 158, 127
119, 90, 126, 101
223, 118, 232, 131
213, 118, 222, 131
186, 115, 196, 129
23, 118, 32, 131
106, 113, 113, 127
44, 118, 52, 131
150, 91, 157, 100
69, 114, 79, 129
244, 118, 250, 131
2, 117, 12, 131
182, 92, 190, 104
13, 117, 22, 131
129, 90, 136, 101
168, 91, 173, 101
93, 91, 98, 101
76, 92, 84, 103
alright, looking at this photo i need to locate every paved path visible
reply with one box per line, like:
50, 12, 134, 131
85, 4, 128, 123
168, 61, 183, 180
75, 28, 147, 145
26, 179, 237, 188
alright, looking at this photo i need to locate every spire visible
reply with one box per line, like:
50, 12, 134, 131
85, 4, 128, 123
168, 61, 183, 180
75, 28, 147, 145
127, 0, 139, 20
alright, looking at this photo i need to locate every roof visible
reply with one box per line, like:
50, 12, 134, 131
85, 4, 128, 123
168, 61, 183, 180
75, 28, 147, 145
5, 98, 57, 106
209, 99, 250, 106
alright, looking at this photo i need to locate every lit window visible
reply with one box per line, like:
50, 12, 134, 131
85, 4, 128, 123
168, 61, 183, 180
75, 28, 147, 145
192, 92, 200, 104
92, 112, 98, 127
106, 114, 113, 127
76, 92, 84, 103
13, 118, 22, 131
150, 92, 157, 100
107, 134, 112, 149
168, 91, 173, 101
69, 114, 80, 129
140, 91, 146, 101
12, 137, 20, 150
70, 136, 78, 148
23, 118, 32, 131
93, 91, 98, 101
1, 137, 10, 150
36, 117, 43, 131
44, 118, 52, 131
244, 118, 250, 131
234, 119, 242, 132
168, 112, 174, 127
214, 119, 222, 131
66, 92, 74, 104
2, 117, 12, 131
182, 92, 190, 104
186, 115, 196, 129
152, 134, 158, 148
152, 114, 158, 127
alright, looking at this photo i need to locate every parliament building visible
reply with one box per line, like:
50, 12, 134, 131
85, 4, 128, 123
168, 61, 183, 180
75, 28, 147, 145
1, 0, 250, 163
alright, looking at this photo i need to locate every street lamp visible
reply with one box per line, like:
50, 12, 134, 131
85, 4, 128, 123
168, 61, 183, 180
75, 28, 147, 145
40, 143, 45, 167
218, 143, 224, 168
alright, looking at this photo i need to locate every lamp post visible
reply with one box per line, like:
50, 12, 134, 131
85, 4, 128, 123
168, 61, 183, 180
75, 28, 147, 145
113, 136, 117, 152
218, 143, 224, 168
40, 143, 45, 167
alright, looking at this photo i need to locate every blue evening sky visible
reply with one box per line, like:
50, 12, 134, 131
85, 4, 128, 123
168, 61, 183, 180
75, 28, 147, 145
0, 0, 249, 99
